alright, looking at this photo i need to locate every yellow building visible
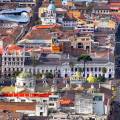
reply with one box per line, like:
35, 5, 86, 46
68, 10, 81, 19
67, 2, 74, 7
39, 7, 48, 18
94, 19, 116, 29
71, 35, 93, 53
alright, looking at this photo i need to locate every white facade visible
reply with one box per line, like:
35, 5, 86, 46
0, 94, 59, 110
1, 51, 114, 79
36, 103, 48, 116
63, 20, 77, 28
75, 25, 95, 33
93, 93, 105, 115
16, 103, 48, 117
15, 72, 35, 93
75, 93, 93, 114
41, 3, 57, 25
92, 9, 110, 15
0, 0, 11, 2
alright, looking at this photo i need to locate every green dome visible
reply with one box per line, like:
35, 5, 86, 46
18, 72, 32, 79
87, 73, 97, 83
48, 3, 56, 11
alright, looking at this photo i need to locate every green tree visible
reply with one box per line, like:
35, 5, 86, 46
78, 67, 83, 73
69, 61, 74, 72
97, 76, 106, 83
102, 67, 107, 77
45, 72, 54, 79
86, 2, 94, 14
12, 71, 21, 77
31, 51, 38, 75
35, 73, 42, 80
77, 55, 92, 79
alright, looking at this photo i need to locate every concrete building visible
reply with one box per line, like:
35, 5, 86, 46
75, 93, 93, 114
1, 49, 114, 79
93, 93, 105, 115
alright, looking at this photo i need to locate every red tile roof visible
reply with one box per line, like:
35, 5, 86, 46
0, 102, 36, 112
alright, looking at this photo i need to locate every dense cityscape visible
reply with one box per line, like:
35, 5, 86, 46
0, 0, 119, 119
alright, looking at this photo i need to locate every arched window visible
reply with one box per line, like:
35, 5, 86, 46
77, 43, 83, 48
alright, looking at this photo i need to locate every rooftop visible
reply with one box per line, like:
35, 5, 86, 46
0, 102, 36, 112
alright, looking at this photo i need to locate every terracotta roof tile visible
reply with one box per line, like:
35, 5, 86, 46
24, 29, 52, 40
0, 102, 36, 112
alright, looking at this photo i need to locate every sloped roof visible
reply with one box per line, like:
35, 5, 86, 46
0, 102, 36, 112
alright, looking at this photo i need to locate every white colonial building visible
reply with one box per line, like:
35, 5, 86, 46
15, 72, 36, 93
41, 1, 57, 25
1, 49, 114, 79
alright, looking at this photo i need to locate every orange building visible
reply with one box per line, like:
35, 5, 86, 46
68, 10, 81, 19
59, 98, 73, 105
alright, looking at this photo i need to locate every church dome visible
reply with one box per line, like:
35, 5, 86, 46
48, 3, 56, 11
17, 72, 32, 79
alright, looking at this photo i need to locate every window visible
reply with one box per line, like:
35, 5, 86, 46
99, 74, 101, 77
91, 68, 93, 71
40, 112, 43, 116
78, 43, 83, 48
23, 83, 26, 86
30, 83, 32, 87
65, 74, 68, 77
17, 58, 19, 61
93, 96, 102, 101
42, 70, 44, 73
71, 68, 74, 72
43, 100, 47, 102
32, 100, 36, 102
109, 74, 112, 78
21, 99, 26, 102
13, 58, 15, 61
95, 67, 97, 72
95, 74, 97, 77
10, 99, 14, 102
49, 103, 54, 106
87, 68, 89, 72
75, 68, 77, 72
99, 67, 101, 72
86, 38, 89, 41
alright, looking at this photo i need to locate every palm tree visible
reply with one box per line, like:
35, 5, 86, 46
69, 61, 74, 73
77, 55, 92, 79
